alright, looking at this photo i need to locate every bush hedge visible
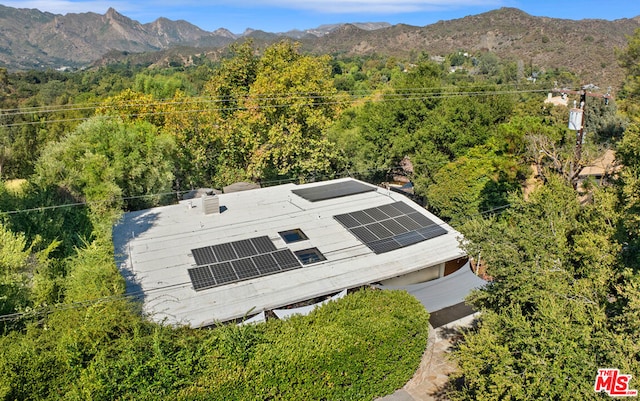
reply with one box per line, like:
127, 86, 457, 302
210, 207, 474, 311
181, 288, 430, 400
0, 288, 430, 400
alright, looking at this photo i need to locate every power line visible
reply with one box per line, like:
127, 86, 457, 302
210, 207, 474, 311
0, 218, 504, 324
0, 82, 542, 114
0, 84, 544, 320
0, 173, 513, 323
0, 121, 518, 321
0, 87, 551, 128
0, 190, 186, 216
0, 161, 506, 216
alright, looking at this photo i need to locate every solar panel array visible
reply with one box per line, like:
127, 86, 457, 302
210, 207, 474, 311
292, 180, 376, 202
334, 201, 448, 254
188, 236, 302, 291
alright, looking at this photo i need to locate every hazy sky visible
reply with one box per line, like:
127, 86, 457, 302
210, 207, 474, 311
4, 0, 640, 34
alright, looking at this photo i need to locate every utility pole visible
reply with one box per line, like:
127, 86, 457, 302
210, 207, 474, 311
575, 90, 587, 163
552, 86, 613, 187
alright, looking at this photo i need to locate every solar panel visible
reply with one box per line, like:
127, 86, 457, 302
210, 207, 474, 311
394, 215, 422, 231
367, 222, 394, 239
188, 235, 307, 291
351, 226, 379, 243
377, 203, 404, 218
292, 180, 376, 202
365, 207, 390, 221
188, 266, 216, 290
272, 249, 302, 270
191, 246, 216, 266
252, 253, 281, 274
211, 242, 238, 262
232, 258, 260, 279
333, 201, 447, 254
407, 212, 436, 227
391, 202, 416, 214
417, 225, 448, 240
232, 239, 259, 258
368, 238, 402, 254
334, 213, 361, 229
351, 210, 376, 225
394, 231, 425, 247
379, 219, 408, 236
211, 262, 237, 284
251, 236, 277, 254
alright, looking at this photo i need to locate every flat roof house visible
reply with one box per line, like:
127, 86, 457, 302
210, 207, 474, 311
113, 178, 473, 327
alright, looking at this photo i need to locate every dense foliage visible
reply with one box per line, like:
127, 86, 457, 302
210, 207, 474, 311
446, 28, 640, 400
0, 32, 638, 400
0, 289, 428, 400
34, 116, 176, 211
452, 179, 625, 400
181, 290, 429, 400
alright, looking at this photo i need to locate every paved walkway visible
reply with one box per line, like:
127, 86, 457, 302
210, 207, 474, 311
377, 314, 478, 401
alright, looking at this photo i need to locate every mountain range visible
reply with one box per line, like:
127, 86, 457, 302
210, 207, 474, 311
0, 4, 639, 88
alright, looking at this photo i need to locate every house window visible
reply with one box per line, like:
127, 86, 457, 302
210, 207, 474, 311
279, 228, 308, 244
294, 248, 326, 265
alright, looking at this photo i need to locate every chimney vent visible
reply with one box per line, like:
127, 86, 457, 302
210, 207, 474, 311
202, 194, 220, 215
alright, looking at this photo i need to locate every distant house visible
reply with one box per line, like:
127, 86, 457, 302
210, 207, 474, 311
113, 178, 477, 327
544, 92, 569, 107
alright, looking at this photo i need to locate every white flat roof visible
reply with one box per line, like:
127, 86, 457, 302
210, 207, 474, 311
112, 178, 465, 327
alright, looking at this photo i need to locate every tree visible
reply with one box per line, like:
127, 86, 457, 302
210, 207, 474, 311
615, 123, 640, 266
449, 29, 640, 399
0, 67, 8, 94
204, 40, 258, 119
244, 41, 340, 181
328, 60, 445, 179
617, 28, 640, 120
616, 26, 640, 265
476, 52, 499, 76
450, 179, 628, 400
133, 71, 189, 99
0, 223, 31, 323
420, 88, 513, 160
34, 117, 176, 212
584, 97, 627, 143
522, 109, 606, 189
422, 145, 521, 223
95, 89, 164, 127
202, 40, 340, 184
0, 128, 14, 178
160, 90, 221, 189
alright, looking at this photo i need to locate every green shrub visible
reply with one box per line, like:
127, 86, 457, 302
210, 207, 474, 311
184, 288, 430, 400
0, 288, 429, 401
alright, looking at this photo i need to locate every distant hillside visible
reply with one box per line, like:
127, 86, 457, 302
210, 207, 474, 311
0, 5, 390, 71
301, 8, 640, 89
0, 5, 638, 88
0, 5, 235, 70
280, 22, 391, 39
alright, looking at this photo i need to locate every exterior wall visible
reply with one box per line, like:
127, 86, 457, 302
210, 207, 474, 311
444, 257, 469, 276
379, 256, 470, 286
380, 262, 444, 286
